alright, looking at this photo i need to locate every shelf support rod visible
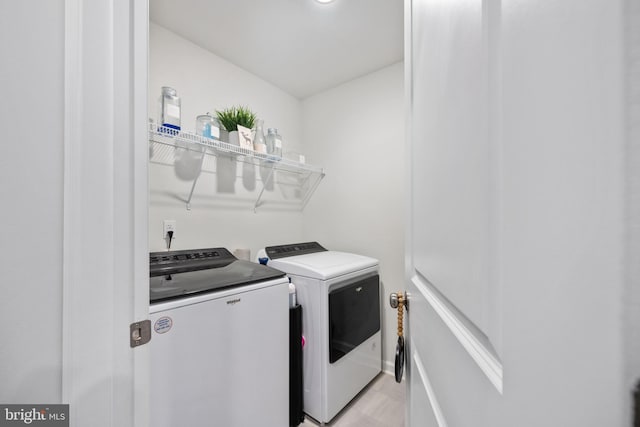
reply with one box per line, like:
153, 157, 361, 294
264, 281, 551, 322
254, 161, 276, 213
300, 170, 325, 210
185, 148, 208, 210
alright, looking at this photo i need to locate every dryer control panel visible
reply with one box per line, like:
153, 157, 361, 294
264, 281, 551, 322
265, 242, 327, 259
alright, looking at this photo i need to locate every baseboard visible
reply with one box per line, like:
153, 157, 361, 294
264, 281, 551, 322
383, 359, 395, 376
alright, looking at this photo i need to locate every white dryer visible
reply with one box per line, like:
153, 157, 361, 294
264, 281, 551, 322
264, 242, 382, 424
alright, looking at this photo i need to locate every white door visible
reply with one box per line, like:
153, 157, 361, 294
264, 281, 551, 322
404, 0, 627, 426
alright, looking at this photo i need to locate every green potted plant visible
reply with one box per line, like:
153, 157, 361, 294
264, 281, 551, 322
215, 105, 256, 146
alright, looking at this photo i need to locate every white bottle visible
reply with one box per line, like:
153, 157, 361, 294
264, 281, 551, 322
253, 119, 267, 153
160, 86, 181, 131
289, 282, 297, 308
266, 128, 283, 158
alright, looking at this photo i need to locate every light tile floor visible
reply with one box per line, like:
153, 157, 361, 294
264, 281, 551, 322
300, 373, 405, 427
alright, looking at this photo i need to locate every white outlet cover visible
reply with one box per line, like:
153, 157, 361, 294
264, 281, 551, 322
163, 220, 176, 238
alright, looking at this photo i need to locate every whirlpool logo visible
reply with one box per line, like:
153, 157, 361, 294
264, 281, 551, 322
1, 405, 68, 426
226, 298, 241, 305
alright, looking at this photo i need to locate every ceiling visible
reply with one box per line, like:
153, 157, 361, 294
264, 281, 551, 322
150, 0, 404, 99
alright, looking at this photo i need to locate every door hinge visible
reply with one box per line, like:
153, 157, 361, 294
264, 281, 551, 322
130, 320, 151, 348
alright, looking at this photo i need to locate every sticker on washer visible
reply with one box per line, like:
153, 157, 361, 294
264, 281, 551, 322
154, 316, 173, 334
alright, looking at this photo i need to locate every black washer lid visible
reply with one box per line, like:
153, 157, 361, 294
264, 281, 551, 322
149, 248, 286, 303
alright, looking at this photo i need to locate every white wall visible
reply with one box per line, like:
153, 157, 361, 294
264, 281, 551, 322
301, 63, 405, 373
150, 25, 405, 371
149, 23, 305, 257
0, 0, 64, 402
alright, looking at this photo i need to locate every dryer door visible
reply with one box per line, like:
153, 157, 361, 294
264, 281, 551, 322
328, 273, 380, 363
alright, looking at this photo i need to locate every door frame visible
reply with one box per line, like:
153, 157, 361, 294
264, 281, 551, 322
62, 1, 149, 426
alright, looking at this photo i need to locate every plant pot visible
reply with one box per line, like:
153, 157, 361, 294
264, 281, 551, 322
228, 130, 240, 146
217, 129, 238, 193
220, 128, 229, 143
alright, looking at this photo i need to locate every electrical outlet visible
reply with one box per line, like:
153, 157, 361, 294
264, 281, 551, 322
163, 220, 176, 239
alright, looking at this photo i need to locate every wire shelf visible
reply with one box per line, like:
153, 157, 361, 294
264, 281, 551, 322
149, 124, 325, 211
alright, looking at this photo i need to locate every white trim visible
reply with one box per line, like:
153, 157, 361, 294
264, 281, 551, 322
413, 351, 448, 427
382, 359, 395, 376
63, 0, 119, 421
403, 0, 414, 283
131, 0, 150, 425
62, 0, 82, 406
63, 1, 149, 425
404, 1, 415, 425
411, 275, 504, 394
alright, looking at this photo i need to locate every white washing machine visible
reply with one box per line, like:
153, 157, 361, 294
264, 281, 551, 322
149, 248, 289, 427
263, 242, 382, 424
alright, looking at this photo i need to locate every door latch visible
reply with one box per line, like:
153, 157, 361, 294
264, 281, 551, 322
130, 320, 151, 348
389, 291, 408, 310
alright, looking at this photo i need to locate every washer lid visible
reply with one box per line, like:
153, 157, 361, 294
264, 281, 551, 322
149, 248, 285, 303
267, 251, 378, 280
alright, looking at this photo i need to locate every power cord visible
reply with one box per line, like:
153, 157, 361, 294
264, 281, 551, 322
167, 230, 174, 250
